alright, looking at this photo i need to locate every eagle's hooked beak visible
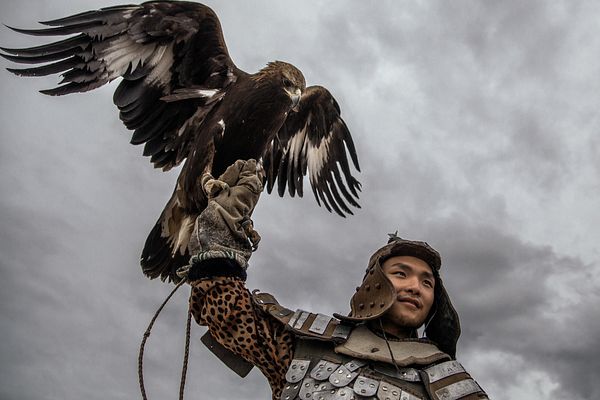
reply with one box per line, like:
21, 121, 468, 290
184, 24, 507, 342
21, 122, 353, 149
291, 88, 301, 112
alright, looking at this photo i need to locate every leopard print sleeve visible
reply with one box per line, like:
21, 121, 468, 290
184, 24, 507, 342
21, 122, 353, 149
189, 277, 294, 398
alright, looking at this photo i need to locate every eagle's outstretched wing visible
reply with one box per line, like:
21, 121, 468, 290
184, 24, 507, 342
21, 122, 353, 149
1, 1, 240, 171
263, 86, 361, 217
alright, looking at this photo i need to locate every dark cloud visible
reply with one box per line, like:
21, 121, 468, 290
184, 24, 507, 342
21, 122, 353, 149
435, 219, 600, 399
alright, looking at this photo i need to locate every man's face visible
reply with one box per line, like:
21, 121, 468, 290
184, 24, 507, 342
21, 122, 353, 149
380, 255, 435, 330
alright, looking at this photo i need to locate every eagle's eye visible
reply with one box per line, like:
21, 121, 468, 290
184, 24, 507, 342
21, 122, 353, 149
282, 78, 292, 87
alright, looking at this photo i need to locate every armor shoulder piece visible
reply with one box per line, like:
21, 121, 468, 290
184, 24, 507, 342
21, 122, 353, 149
251, 291, 352, 342
251, 290, 296, 323
334, 325, 451, 367
286, 310, 352, 342
421, 360, 490, 400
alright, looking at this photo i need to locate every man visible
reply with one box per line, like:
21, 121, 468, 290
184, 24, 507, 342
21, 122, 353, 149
185, 159, 488, 400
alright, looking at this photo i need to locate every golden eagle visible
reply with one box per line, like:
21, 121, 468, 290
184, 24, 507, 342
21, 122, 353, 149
1, 1, 361, 281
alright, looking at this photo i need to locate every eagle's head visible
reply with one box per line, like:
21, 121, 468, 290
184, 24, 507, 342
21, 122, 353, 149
257, 61, 306, 112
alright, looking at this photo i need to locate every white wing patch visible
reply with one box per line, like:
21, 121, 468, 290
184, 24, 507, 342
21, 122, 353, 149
196, 89, 219, 98
96, 33, 173, 86
307, 132, 333, 184
146, 45, 173, 86
218, 119, 226, 137
289, 123, 307, 168
98, 35, 167, 83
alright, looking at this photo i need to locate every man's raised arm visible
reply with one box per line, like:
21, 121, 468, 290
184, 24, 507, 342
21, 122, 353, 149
185, 159, 294, 399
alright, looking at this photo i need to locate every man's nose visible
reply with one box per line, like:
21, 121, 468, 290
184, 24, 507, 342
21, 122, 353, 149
402, 276, 421, 294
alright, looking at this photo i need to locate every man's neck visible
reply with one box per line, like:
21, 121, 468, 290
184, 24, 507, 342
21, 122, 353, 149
369, 319, 417, 340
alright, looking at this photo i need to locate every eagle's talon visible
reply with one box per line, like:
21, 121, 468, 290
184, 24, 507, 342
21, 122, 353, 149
204, 179, 229, 197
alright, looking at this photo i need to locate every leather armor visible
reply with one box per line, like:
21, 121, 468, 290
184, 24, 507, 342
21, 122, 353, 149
201, 291, 489, 400
260, 293, 488, 400
279, 320, 488, 400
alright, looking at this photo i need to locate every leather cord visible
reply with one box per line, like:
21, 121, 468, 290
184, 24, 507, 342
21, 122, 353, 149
138, 278, 189, 400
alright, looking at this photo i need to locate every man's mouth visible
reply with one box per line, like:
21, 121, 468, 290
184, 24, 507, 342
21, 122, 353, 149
397, 296, 421, 309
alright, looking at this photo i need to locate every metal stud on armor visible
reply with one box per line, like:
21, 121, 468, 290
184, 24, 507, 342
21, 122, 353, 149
329, 364, 360, 387
282, 355, 428, 400
353, 375, 380, 397
280, 329, 489, 400
286, 359, 311, 383
310, 360, 340, 381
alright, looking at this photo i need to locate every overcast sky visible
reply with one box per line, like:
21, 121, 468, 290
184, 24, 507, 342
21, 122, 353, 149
1, 1, 599, 399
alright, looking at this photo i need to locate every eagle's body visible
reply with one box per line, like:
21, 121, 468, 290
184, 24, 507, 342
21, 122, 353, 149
145, 63, 307, 278
2, 1, 361, 281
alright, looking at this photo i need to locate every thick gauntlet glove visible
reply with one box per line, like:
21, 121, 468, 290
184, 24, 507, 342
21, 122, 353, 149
186, 159, 264, 276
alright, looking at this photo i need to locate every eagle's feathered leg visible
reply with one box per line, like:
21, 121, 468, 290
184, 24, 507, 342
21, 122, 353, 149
141, 188, 198, 282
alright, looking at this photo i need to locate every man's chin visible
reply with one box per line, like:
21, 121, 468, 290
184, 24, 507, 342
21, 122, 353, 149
388, 307, 427, 325
380, 314, 425, 332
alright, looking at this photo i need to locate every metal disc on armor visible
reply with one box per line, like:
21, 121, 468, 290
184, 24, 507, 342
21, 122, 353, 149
424, 361, 465, 384
288, 310, 302, 327
373, 365, 421, 382
311, 388, 337, 400
353, 375, 380, 397
293, 311, 312, 330
329, 364, 359, 387
286, 359, 311, 383
310, 360, 340, 381
299, 377, 335, 400
434, 378, 482, 400
376, 381, 402, 400
280, 382, 302, 400
313, 387, 374, 400
309, 314, 332, 334
332, 324, 352, 340
333, 387, 355, 400
345, 359, 367, 372
399, 391, 422, 400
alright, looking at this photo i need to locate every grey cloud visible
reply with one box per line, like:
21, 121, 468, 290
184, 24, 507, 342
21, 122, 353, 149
345, 0, 595, 194
434, 220, 600, 399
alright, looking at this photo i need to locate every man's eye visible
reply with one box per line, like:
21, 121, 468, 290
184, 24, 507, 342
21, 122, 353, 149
423, 280, 433, 288
393, 271, 406, 277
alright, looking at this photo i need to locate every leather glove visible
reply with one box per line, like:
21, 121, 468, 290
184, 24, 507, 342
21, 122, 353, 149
186, 159, 264, 273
